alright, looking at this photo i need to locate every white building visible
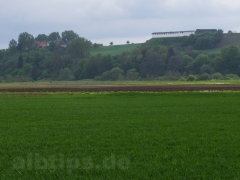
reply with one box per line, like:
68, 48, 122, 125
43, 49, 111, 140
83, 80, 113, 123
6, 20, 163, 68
152, 30, 195, 38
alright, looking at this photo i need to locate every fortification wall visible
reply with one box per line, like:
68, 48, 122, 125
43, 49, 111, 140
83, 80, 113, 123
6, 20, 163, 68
152, 31, 195, 38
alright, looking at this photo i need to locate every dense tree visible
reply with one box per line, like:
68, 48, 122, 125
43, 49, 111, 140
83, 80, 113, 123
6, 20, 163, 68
8, 39, 17, 52
126, 68, 139, 80
192, 54, 210, 74
48, 32, 61, 43
35, 34, 48, 42
180, 55, 193, 73
68, 37, 92, 58
100, 67, 124, 80
140, 53, 165, 78
61, 30, 79, 44
58, 68, 75, 80
18, 32, 35, 50
220, 45, 240, 74
110, 42, 113, 46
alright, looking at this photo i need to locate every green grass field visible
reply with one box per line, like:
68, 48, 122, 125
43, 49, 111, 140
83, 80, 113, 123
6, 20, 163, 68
1, 92, 240, 179
90, 43, 141, 56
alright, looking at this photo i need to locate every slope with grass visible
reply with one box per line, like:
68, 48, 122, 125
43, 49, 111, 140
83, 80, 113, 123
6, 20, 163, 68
90, 33, 240, 57
90, 43, 141, 56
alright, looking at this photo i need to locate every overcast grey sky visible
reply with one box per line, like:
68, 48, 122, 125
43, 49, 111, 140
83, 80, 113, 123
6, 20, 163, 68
1, 0, 240, 49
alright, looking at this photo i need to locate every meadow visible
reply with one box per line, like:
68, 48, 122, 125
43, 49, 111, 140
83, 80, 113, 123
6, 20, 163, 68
1, 92, 240, 179
90, 43, 141, 56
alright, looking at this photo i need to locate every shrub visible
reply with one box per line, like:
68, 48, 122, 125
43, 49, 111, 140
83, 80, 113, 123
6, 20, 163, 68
197, 73, 211, 81
58, 68, 75, 81
178, 77, 187, 81
187, 75, 196, 81
224, 74, 239, 80
211, 72, 223, 80
100, 67, 124, 81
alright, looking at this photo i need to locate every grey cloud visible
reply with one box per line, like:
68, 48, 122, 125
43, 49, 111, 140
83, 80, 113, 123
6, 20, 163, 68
1, 0, 240, 49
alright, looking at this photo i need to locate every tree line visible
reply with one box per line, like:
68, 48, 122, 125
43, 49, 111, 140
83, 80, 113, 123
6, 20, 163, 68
0, 30, 240, 82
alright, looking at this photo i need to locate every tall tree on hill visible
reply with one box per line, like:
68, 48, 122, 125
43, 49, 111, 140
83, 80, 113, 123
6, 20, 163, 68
68, 37, 92, 59
35, 34, 48, 42
48, 32, 61, 43
18, 32, 35, 50
8, 39, 17, 52
61, 30, 79, 44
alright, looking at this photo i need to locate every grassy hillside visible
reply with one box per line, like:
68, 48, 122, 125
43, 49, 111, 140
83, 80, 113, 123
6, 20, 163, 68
90, 43, 141, 56
89, 33, 240, 57
89, 34, 240, 58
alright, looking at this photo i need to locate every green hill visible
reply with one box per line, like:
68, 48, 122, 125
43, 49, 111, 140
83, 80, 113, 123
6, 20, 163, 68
1, 31, 240, 82
89, 33, 240, 57
90, 43, 141, 56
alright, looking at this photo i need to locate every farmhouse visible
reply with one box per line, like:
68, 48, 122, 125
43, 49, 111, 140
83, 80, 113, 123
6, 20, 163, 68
152, 29, 217, 38
32, 41, 49, 49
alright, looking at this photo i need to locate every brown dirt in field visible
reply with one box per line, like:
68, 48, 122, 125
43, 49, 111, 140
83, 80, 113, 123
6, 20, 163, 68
1, 84, 240, 92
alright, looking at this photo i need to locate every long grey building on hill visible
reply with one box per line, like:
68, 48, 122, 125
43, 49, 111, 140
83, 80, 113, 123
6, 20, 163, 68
152, 29, 217, 38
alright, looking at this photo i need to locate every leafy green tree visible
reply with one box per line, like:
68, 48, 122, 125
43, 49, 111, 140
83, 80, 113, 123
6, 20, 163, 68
180, 55, 193, 73
126, 68, 139, 80
211, 72, 223, 80
58, 68, 75, 80
197, 73, 210, 80
187, 75, 196, 81
73, 58, 88, 79
35, 34, 48, 42
8, 39, 17, 52
110, 42, 113, 46
126, 41, 130, 44
98, 55, 112, 74
221, 45, 240, 74
140, 53, 165, 78
194, 36, 214, 50
18, 32, 35, 50
48, 32, 61, 43
68, 37, 92, 58
61, 30, 79, 43
101, 67, 124, 80
193, 54, 210, 74
82, 57, 99, 79
213, 56, 224, 73
200, 64, 213, 74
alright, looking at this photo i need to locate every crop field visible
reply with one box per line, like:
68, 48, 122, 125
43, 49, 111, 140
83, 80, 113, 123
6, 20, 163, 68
1, 92, 240, 179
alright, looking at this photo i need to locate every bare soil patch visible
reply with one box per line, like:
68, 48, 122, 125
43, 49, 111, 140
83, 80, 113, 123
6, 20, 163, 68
1, 84, 240, 92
